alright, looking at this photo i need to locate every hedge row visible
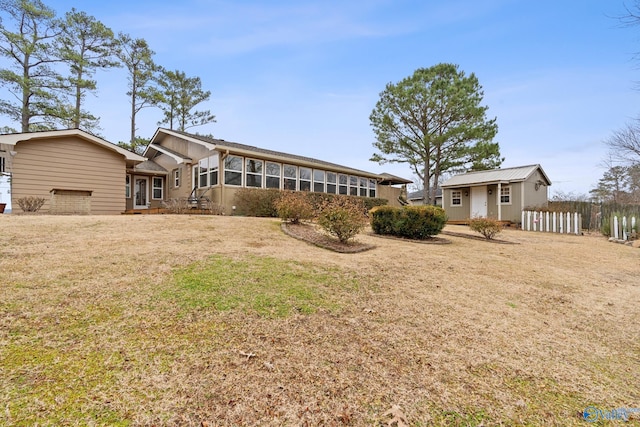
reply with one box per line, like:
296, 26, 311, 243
233, 188, 388, 217
370, 205, 447, 239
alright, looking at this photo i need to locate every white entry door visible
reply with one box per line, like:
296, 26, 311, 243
470, 186, 487, 218
134, 177, 149, 209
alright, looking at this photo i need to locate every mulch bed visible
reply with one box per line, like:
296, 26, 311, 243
281, 222, 376, 253
441, 230, 518, 244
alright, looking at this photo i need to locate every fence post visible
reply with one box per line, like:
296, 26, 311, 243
613, 215, 619, 239
546, 212, 550, 232
623, 216, 628, 241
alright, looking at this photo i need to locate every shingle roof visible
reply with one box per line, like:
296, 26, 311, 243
155, 128, 404, 180
441, 164, 551, 188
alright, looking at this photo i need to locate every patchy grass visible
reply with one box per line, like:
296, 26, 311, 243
166, 255, 346, 316
0, 215, 639, 426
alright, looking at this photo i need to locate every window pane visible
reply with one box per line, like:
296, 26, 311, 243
225, 155, 242, 172
339, 174, 348, 185
359, 187, 367, 197
300, 180, 311, 191
299, 167, 311, 180
266, 176, 280, 188
246, 174, 262, 187
199, 173, 208, 187
327, 184, 337, 194
225, 171, 242, 186
266, 162, 281, 176
369, 189, 376, 197
284, 164, 297, 178
339, 185, 348, 195
246, 158, 263, 173
209, 170, 218, 186
313, 169, 324, 182
350, 187, 358, 196
327, 172, 336, 184
284, 178, 296, 190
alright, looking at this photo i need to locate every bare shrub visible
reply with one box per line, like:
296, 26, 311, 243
316, 197, 368, 243
163, 198, 191, 214
17, 196, 45, 213
273, 191, 314, 224
469, 217, 503, 239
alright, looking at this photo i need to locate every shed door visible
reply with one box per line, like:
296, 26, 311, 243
470, 186, 487, 218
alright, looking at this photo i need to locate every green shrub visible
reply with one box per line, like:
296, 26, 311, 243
369, 205, 398, 235
17, 196, 45, 213
468, 217, 503, 239
370, 205, 447, 239
273, 191, 315, 224
233, 188, 281, 217
316, 197, 369, 243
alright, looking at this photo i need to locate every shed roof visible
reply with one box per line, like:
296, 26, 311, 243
441, 164, 551, 188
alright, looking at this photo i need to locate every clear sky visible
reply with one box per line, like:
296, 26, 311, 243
2, 0, 639, 196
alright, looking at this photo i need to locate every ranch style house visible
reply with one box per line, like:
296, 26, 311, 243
0, 128, 411, 215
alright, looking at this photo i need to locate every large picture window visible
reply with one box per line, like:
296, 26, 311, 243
299, 167, 311, 191
224, 155, 243, 186
245, 158, 263, 188
152, 177, 163, 199
283, 164, 297, 190
266, 162, 281, 189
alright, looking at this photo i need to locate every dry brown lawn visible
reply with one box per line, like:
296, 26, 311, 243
0, 214, 638, 426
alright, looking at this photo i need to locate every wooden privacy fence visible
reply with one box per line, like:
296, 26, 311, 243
521, 210, 582, 235
610, 215, 637, 241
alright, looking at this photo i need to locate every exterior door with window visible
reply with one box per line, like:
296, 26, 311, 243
470, 185, 487, 217
134, 177, 149, 209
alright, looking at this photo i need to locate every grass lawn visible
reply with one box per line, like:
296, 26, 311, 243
1, 214, 638, 426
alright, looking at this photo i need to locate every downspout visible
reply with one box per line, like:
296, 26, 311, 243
220, 150, 228, 211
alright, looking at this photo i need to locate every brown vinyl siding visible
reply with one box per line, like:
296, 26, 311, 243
12, 137, 126, 214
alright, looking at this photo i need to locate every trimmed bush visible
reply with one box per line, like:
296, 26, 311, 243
273, 191, 315, 224
17, 196, 45, 213
233, 188, 281, 217
370, 205, 447, 239
468, 217, 503, 240
316, 197, 369, 243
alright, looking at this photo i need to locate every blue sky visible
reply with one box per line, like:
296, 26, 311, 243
2, 0, 640, 195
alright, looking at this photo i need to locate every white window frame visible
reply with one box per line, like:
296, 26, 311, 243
299, 167, 312, 192
209, 155, 219, 186
283, 164, 297, 190
224, 155, 243, 186
349, 175, 358, 196
125, 174, 131, 199
245, 158, 263, 188
313, 169, 325, 193
451, 190, 462, 206
499, 185, 512, 205
173, 169, 180, 188
338, 174, 348, 195
265, 161, 281, 189
326, 172, 337, 194
152, 177, 163, 200
369, 179, 376, 198
199, 157, 209, 188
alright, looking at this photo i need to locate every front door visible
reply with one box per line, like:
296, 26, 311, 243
470, 186, 487, 218
134, 177, 149, 209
